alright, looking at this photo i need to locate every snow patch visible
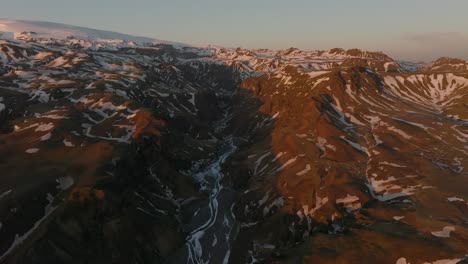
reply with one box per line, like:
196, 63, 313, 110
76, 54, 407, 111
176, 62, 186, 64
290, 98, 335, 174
34, 123, 54, 132
39, 133, 51, 141
431, 226, 455, 238
25, 148, 39, 154
56, 176, 74, 190
447, 197, 465, 202
296, 164, 311, 176
63, 139, 75, 147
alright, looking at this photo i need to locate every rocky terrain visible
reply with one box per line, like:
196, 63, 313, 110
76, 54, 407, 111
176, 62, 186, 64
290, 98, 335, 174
0, 20, 467, 264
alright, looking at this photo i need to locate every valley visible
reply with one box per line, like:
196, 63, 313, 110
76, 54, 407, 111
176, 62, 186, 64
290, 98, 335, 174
0, 20, 467, 264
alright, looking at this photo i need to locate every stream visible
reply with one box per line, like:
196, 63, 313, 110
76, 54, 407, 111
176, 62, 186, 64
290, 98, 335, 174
186, 137, 239, 264
173, 99, 241, 264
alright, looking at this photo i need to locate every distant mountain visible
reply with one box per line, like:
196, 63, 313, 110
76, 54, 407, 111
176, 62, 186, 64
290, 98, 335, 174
425, 57, 468, 72
0, 19, 181, 49
0, 20, 467, 264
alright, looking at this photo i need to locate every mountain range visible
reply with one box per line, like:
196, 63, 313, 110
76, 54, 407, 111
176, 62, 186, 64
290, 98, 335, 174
0, 19, 467, 264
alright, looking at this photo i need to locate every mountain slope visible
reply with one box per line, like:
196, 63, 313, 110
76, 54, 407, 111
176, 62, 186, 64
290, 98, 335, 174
233, 65, 467, 263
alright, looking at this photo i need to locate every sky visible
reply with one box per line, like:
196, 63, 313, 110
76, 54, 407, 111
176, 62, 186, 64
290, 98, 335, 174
2, 0, 468, 61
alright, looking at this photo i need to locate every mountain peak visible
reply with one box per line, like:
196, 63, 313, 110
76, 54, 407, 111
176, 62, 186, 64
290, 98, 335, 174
432, 56, 466, 64
425, 56, 468, 72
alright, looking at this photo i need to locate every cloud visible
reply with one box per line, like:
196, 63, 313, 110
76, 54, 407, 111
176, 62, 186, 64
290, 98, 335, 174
392, 32, 468, 61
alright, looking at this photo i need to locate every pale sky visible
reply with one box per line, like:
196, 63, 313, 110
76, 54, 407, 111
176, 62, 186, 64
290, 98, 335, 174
2, 0, 468, 61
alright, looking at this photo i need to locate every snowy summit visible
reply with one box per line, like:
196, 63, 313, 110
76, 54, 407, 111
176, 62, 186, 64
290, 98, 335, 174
0, 19, 180, 48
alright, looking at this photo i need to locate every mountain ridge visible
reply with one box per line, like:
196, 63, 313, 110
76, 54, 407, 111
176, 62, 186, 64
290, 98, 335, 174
2, 19, 463, 69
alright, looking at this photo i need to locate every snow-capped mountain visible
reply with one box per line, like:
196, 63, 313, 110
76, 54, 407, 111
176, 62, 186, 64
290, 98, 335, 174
0, 20, 467, 264
0, 19, 182, 50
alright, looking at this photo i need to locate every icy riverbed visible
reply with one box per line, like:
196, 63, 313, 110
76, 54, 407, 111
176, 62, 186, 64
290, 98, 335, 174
185, 137, 239, 264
